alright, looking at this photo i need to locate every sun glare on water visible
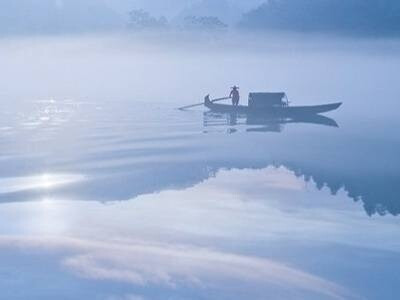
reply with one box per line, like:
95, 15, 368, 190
0, 173, 86, 194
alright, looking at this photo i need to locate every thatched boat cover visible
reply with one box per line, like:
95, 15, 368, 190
249, 93, 286, 107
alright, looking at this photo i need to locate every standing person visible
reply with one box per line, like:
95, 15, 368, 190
229, 86, 240, 106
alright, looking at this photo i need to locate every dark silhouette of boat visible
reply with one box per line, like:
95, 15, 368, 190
204, 92, 342, 115
204, 111, 338, 133
246, 113, 338, 127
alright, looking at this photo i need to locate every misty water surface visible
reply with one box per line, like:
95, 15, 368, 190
0, 33, 399, 300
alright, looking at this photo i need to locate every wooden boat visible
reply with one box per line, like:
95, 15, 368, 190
204, 93, 342, 115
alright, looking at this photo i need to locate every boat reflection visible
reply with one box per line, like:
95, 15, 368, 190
203, 111, 338, 133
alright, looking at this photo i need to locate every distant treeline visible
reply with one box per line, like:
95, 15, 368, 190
240, 0, 400, 36
128, 9, 228, 32
2, 0, 400, 36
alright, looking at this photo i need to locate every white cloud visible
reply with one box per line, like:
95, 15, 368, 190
208, 166, 306, 191
0, 236, 353, 299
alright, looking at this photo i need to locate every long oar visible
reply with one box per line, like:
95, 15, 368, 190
178, 97, 231, 110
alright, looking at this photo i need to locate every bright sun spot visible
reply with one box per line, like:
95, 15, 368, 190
0, 173, 86, 194
39, 174, 56, 189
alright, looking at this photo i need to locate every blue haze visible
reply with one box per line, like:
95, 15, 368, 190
0, 0, 264, 35
240, 0, 400, 36
0, 1, 400, 299
0, 32, 399, 299
2, 0, 400, 36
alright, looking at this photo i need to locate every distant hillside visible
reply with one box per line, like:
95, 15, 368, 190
0, 0, 123, 35
239, 0, 400, 36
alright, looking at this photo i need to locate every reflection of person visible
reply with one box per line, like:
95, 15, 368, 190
229, 86, 240, 106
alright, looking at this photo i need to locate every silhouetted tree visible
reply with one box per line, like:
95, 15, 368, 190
128, 9, 168, 30
183, 16, 227, 31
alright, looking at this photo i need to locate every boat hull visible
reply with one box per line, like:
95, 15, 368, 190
205, 101, 342, 115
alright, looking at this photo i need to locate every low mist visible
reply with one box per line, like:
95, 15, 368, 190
1, 31, 399, 120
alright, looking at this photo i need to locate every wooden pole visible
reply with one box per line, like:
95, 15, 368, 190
178, 97, 231, 110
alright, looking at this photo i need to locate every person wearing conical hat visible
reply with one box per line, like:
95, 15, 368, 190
229, 85, 240, 106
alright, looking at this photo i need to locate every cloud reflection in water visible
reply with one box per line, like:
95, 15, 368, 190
0, 236, 352, 300
0, 166, 397, 299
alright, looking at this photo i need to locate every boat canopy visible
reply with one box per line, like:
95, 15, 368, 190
249, 93, 286, 107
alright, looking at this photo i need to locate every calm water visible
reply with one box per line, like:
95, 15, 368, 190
0, 35, 399, 300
